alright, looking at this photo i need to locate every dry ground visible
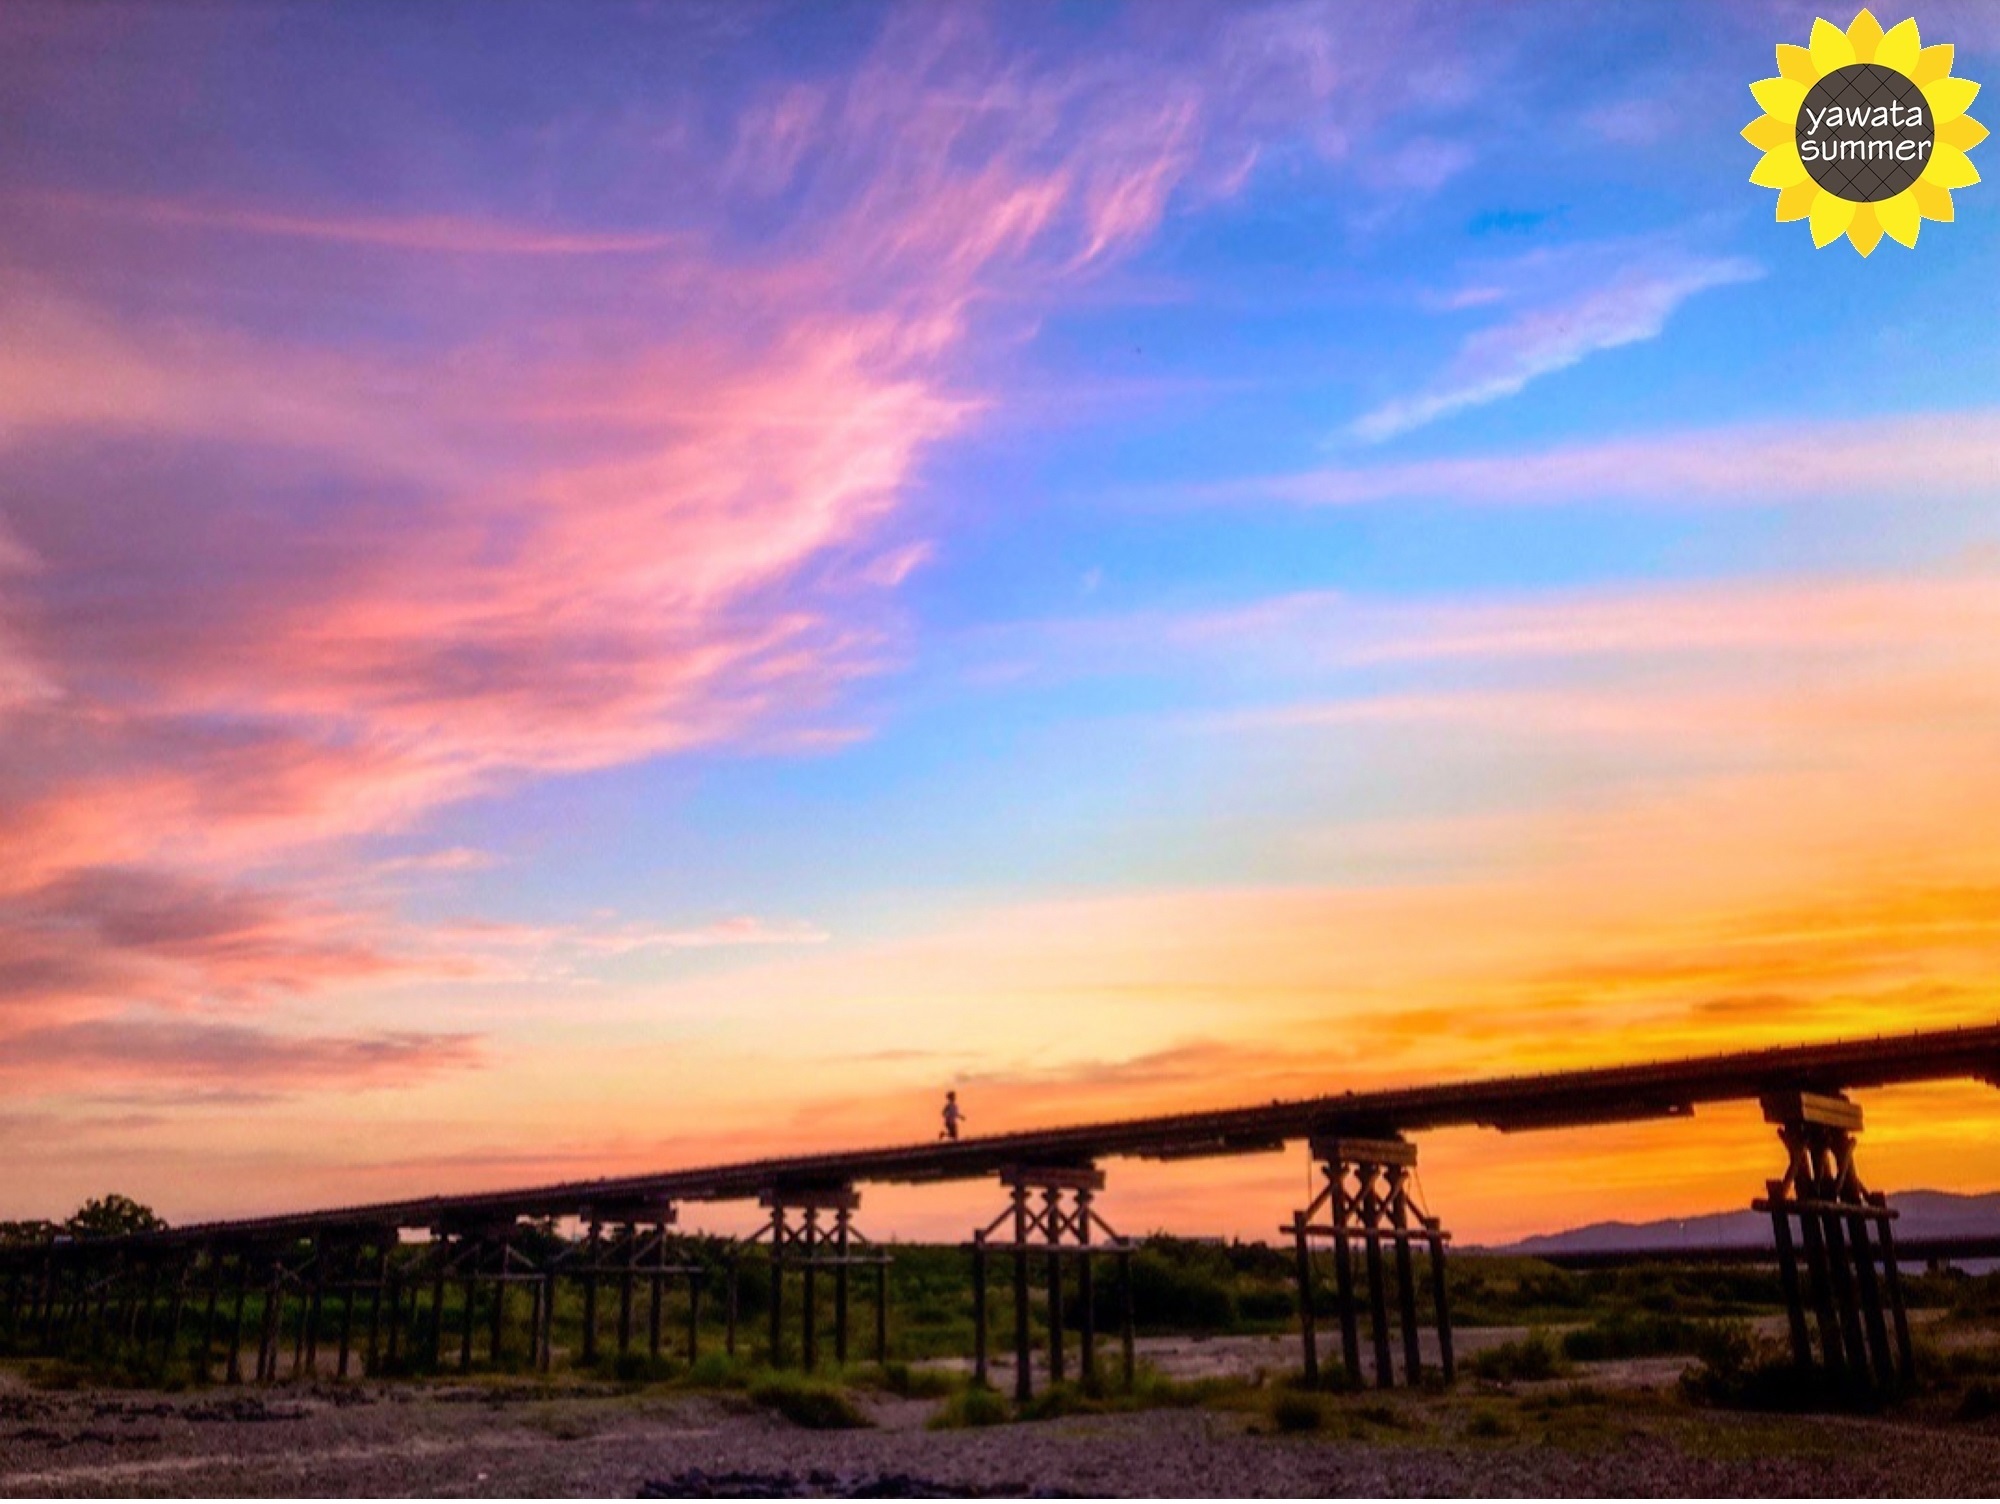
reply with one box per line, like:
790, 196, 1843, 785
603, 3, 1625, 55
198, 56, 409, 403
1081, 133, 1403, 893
5, 1333, 2000, 1497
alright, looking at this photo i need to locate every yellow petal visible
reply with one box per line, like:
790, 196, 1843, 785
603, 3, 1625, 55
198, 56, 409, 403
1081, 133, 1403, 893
1922, 76, 1980, 123
1913, 42, 1954, 85
1751, 142, 1809, 187
1911, 179, 1954, 221
1922, 142, 1982, 188
1845, 9, 1884, 62
1940, 113, 1989, 150
1742, 113, 1795, 150
1874, 190, 1920, 245
1846, 205, 1884, 255
1811, 193, 1857, 246
1751, 75, 1807, 121
1776, 42, 1820, 84
1811, 17, 1857, 73
1776, 180, 1820, 221
1873, 18, 1921, 76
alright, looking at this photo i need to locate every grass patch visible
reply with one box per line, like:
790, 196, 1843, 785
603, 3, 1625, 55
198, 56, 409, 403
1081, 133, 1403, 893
1467, 1330, 1565, 1383
1270, 1390, 1325, 1432
746, 1373, 872, 1429
867, 1360, 957, 1399
929, 1384, 1011, 1429
1678, 1324, 1856, 1413
1561, 1311, 1745, 1363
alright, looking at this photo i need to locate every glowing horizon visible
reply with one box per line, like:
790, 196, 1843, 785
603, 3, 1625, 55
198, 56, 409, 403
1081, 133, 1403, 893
3, 1, 1999, 1245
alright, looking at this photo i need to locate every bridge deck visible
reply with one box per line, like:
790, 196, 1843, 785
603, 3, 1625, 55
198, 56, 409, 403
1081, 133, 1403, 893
95, 1022, 2000, 1247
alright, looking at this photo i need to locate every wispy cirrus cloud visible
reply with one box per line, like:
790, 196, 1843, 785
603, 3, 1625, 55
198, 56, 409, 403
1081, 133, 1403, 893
1350, 252, 1761, 441
0, 1014, 480, 1093
0, 2, 1477, 1116
1255, 407, 2000, 507
14, 191, 694, 256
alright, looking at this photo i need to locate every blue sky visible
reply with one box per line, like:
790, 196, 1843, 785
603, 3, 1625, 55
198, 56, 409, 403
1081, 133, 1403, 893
2, 1, 1998, 1238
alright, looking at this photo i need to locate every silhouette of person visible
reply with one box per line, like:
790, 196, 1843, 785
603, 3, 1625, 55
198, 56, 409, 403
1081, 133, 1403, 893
940, 1089, 966, 1141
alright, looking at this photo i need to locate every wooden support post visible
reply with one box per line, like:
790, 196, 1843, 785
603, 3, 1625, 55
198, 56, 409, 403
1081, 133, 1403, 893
1426, 1217, 1455, 1385
768, 1211, 785, 1368
972, 1238, 989, 1388
1794, 1188, 1843, 1372
165, 1259, 189, 1363
1390, 1168, 1423, 1384
95, 1254, 114, 1340
648, 1226, 665, 1362
617, 1223, 636, 1358
725, 1258, 739, 1357
1846, 1205, 1893, 1389
303, 1237, 324, 1377
1819, 1209, 1868, 1389
801, 1208, 819, 1373
138, 1259, 160, 1350
260, 1267, 285, 1383
1332, 1213, 1361, 1384
336, 1250, 356, 1379
874, 1257, 888, 1365
580, 1219, 602, 1366
1044, 1187, 1064, 1388
1118, 1246, 1136, 1393
542, 1270, 556, 1372
198, 1255, 222, 1383
1077, 1189, 1097, 1393
1011, 1184, 1032, 1403
227, 1258, 249, 1385
1292, 1212, 1318, 1385
1871, 1192, 1914, 1384
834, 1208, 851, 1368
365, 1247, 388, 1378
1363, 1221, 1393, 1389
687, 1270, 702, 1363
1767, 1179, 1812, 1367
386, 1271, 405, 1371
428, 1252, 448, 1371
459, 1247, 478, 1372
490, 1241, 508, 1367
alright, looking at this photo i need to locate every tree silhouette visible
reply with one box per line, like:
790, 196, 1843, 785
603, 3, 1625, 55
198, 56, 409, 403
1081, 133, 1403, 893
63, 1193, 166, 1238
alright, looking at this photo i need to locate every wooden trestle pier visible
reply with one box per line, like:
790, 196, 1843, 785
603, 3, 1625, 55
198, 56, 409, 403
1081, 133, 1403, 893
7, 1023, 2000, 1400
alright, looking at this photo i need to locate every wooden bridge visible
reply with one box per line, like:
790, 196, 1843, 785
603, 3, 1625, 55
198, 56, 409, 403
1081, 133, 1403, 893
7, 1022, 2000, 1401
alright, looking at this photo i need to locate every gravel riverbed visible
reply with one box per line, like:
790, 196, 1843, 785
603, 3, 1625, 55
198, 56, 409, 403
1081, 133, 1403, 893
6, 1357, 2000, 1496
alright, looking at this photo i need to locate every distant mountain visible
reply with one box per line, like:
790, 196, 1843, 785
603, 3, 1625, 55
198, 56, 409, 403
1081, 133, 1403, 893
1496, 1189, 2000, 1256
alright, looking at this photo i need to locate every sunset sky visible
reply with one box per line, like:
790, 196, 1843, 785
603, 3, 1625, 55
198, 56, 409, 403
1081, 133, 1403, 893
3, 1, 1999, 1244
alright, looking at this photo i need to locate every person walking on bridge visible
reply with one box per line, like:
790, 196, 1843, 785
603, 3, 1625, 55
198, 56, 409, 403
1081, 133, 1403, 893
940, 1089, 966, 1141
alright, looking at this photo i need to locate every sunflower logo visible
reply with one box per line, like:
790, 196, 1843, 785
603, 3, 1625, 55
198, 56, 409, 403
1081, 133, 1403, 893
1745, 9, 1984, 253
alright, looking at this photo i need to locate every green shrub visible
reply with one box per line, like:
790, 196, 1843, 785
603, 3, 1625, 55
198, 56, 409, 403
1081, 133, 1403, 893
1237, 1286, 1297, 1324
1120, 1249, 1237, 1332
1678, 1328, 1850, 1413
1270, 1390, 1324, 1432
1956, 1381, 2000, 1422
747, 1375, 871, 1429
1560, 1311, 1742, 1362
871, 1360, 956, 1399
1467, 1330, 1564, 1383
608, 1351, 680, 1385
930, 1385, 1011, 1429
682, 1352, 749, 1388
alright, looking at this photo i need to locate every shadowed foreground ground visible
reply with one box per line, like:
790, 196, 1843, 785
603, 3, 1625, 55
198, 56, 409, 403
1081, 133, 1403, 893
8, 1351, 2000, 1499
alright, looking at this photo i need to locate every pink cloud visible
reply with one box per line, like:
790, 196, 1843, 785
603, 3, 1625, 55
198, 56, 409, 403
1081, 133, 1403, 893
0, 2, 1492, 1136
17, 191, 693, 256
1257, 408, 2000, 507
1349, 254, 1762, 441
0, 1014, 480, 1093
